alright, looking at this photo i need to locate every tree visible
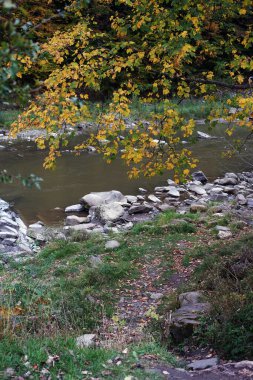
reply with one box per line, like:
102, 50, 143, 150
11, 0, 253, 182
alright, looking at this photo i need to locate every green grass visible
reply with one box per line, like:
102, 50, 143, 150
0, 337, 177, 379
156, 233, 253, 360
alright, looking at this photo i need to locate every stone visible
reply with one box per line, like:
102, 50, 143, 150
215, 225, 230, 232
65, 215, 89, 226
170, 291, 210, 342
65, 204, 84, 213
218, 230, 232, 239
189, 185, 207, 196
247, 198, 253, 208
89, 255, 102, 267
154, 186, 171, 192
190, 203, 207, 213
168, 187, 180, 197
225, 172, 238, 179
150, 292, 163, 300
125, 195, 138, 203
197, 131, 217, 139
236, 194, 247, 205
209, 193, 228, 202
138, 187, 147, 193
28, 221, 44, 229
128, 204, 153, 214
219, 177, 238, 186
68, 223, 97, 231
148, 194, 162, 203
95, 202, 124, 222
80, 190, 126, 208
157, 204, 176, 212
105, 240, 120, 249
76, 334, 96, 348
167, 179, 176, 185
187, 358, 218, 370
192, 171, 208, 184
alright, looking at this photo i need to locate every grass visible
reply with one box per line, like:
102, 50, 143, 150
0, 210, 198, 356
155, 232, 253, 360
0, 337, 177, 379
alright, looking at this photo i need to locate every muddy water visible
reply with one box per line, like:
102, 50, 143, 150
0, 127, 252, 225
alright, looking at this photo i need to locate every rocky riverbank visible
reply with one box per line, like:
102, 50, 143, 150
0, 199, 34, 261
63, 170, 253, 236
1, 170, 253, 260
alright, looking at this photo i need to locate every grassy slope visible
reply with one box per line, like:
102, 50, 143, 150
0, 208, 252, 377
0, 210, 199, 378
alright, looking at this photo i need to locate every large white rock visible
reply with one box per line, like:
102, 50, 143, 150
65, 204, 84, 213
76, 334, 96, 348
80, 190, 126, 208
95, 202, 125, 222
189, 185, 207, 196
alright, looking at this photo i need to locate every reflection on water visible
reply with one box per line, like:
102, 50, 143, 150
0, 127, 252, 224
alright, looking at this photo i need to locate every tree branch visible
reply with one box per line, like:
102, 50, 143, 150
184, 77, 250, 90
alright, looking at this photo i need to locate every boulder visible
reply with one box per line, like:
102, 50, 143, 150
94, 202, 124, 222
170, 291, 210, 342
80, 190, 126, 208
192, 171, 208, 184
168, 187, 180, 197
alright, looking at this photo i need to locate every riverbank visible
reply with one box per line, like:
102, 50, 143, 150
1, 172, 253, 379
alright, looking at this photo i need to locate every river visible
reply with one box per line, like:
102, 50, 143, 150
0, 125, 252, 225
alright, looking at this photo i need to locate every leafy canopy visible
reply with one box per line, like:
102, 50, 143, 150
11, 0, 253, 181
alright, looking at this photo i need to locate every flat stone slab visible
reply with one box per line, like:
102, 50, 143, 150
187, 358, 219, 370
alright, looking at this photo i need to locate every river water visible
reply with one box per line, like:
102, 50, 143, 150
0, 125, 252, 225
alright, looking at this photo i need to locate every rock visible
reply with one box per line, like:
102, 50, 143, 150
154, 186, 171, 192
192, 171, 208, 184
157, 204, 176, 212
190, 203, 207, 213
68, 223, 97, 231
76, 334, 96, 348
218, 230, 232, 239
80, 190, 126, 208
148, 194, 162, 203
89, 255, 102, 267
189, 185, 207, 196
65, 215, 89, 226
234, 361, 253, 369
87, 145, 96, 152
28, 221, 44, 229
138, 187, 147, 193
187, 357, 218, 370
167, 179, 176, 185
247, 198, 253, 208
215, 225, 231, 232
219, 177, 238, 186
197, 131, 217, 139
126, 195, 138, 204
150, 292, 163, 300
170, 291, 210, 342
209, 193, 228, 202
94, 202, 124, 222
65, 204, 84, 213
105, 240, 120, 249
225, 172, 238, 179
237, 194, 247, 205
168, 187, 180, 197
128, 203, 153, 214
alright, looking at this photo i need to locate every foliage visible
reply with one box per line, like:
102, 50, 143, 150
0, 170, 43, 189
10, 0, 253, 180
